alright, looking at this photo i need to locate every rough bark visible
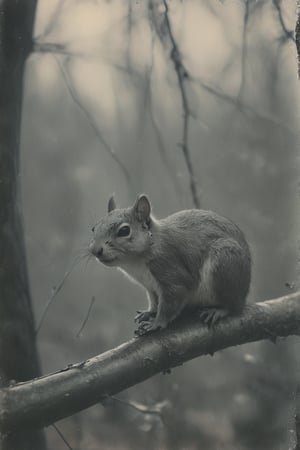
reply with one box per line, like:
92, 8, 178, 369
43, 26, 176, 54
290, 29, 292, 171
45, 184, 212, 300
0, 292, 299, 434
0, 1, 45, 448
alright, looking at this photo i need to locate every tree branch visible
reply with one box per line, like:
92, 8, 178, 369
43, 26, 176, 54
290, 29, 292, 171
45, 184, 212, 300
0, 292, 299, 433
34, 41, 75, 57
145, 7, 183, 199
238, 0, 249, 101
34, 0, 67, 42
272, 0, 295, 43
54, 55, 131, 186
193, 76, 296, 135
162, 0, 201, 208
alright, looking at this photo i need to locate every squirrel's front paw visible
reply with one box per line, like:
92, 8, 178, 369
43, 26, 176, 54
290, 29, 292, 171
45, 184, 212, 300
134, 310, 156, 324
134, 317, 168, 336
134, 320, 153, 336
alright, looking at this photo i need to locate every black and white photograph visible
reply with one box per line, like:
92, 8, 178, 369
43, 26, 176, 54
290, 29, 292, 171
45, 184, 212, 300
0, 1, 299, 449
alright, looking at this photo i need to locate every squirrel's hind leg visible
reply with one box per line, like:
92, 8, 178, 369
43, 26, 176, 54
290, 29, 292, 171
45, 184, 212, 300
199, 307, 229, 326
198, 237, 251, 324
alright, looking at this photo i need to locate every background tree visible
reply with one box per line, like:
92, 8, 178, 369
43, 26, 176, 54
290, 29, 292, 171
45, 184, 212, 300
0, 1, 45, 449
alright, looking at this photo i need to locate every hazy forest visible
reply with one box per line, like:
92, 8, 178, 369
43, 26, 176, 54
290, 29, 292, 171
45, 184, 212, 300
1, 0, 300, 449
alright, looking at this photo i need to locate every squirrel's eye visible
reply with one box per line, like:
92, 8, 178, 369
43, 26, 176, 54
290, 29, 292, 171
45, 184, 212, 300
91, 226, 95, 233
117, 225, 131, 237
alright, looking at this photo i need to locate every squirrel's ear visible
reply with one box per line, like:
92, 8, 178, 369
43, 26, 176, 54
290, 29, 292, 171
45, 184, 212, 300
108, 195, 116, 213
133, 195, 151, 222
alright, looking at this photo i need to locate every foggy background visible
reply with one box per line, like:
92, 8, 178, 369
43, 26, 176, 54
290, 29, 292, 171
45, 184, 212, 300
20, 0, 299, 448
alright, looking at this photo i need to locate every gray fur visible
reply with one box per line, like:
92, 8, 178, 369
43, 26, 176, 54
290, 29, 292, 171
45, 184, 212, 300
90, 195, 251, 334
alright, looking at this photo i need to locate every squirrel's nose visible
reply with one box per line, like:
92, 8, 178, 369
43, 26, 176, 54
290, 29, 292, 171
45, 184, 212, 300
96, 247, 103, 257
89, 243, 103, 258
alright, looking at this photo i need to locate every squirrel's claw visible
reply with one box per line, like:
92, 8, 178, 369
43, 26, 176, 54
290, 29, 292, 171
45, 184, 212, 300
135, 315, 169, 336
134, 320, 153, 336
199, 308, 229, 327
134, 310, 156, 324
134, 315, 165, 336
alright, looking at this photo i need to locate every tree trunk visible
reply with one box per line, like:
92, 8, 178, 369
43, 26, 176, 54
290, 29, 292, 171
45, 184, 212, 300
0, 1, 45, 448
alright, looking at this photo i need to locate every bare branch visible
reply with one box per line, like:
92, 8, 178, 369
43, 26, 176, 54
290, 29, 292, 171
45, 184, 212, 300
55, 56, 131, 185
34, 0, 67, 42
51, 423, 73, 450
192, 76, 296, 135
126, 0, 134, 69
272, 0, 295, 43
75, 296, 95, 338
36, 253, 84, 335
238, 0, 250, 101
145, 8, 183, 199
162, 0, 201, 208
148, 0, 166, 41
0, 292, 300, 433
34, 41, 74, 57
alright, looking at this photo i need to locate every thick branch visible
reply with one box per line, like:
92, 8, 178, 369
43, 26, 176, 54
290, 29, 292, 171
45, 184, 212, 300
0, 292, 299, 433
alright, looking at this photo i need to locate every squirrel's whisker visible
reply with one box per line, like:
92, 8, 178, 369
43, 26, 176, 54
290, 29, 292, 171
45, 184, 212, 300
35, 251, 88, 335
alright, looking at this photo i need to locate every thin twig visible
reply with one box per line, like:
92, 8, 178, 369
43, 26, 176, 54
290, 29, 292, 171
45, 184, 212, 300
145, 2, 183, 199
76, 296, 96, 338
126, 0, 134, 70
162, 0, 200, 208
34, 0, 67, 42
55, 55, 131, 185
192, 76, 295, 135
52, 423, 73, 450
272, 0, 295, 43
238, 0, 249, 101
36, 254, 85, 335
34, 42, 75, 57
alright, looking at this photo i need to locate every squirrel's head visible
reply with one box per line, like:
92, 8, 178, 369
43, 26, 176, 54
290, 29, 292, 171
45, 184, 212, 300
89, 194, 153, 266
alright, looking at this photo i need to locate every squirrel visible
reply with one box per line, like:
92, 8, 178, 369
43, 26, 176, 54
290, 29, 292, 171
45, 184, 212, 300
89, 194, 251, 335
